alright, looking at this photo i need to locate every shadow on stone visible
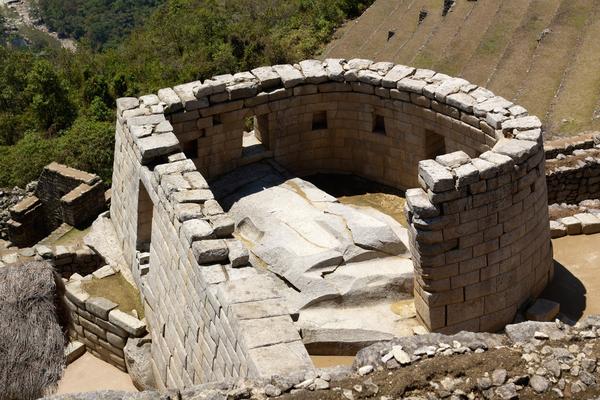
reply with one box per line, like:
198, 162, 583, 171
540, 260, 586, 323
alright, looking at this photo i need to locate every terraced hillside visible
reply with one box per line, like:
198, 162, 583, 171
321, 0, 600, 138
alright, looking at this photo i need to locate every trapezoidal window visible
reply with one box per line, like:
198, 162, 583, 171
243, 114, 270, 158
425, 129, 447, 159
312, 111, 328, 131
373, 114, 386, 135
136, 182, 154, 253
181, 138, 199, 159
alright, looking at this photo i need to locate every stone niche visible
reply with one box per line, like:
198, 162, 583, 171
110, 58, 553, 388
7, 162, 107, 247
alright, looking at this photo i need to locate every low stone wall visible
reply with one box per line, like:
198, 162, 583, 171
0, 243, 103, 276
546, 151, 600, 205
64, 267, 147, 372
7, 163, 107, 247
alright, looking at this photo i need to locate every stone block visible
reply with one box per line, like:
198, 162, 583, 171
108, 310, 147, 337
137, 133, 181, 164
573, 213, 600, 234
175, 203, 203, 222
418, 160, 455, 192
210, 215, 235, 237
435, 151, 471, 168
239, 315, 300, 349
247, 341, 314, 378
226, 239, 249, 268
382, 65, 415, 88
549, 221, 567, 239
65, 341, 86, 364
299, 60, 328, 84
181, 219, 215, 243
559, 216, 582, 235
405, 188, 440, 218
65, 282, 90, 308
92, 265, 116, 279
525, 299, 560, 322
272, 64, 305, 88
86, 297, 118, 320
192, 239, 229, 264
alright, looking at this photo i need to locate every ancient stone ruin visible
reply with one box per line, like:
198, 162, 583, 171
107, 58, 553, 388
6, 162, 106, 247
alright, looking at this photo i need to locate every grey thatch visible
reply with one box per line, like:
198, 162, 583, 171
0, 261, 71, 400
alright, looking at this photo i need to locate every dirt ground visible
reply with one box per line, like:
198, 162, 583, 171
543, 233, 600, 321
286, 340, 600, 400
56, 353, 137, 394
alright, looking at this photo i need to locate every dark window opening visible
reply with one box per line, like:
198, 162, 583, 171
182, 138, 199, 159
425, 130, 447, 159
136, 182, 154, 253
312, 111, 328, 131
243, 114, 270, 158
373, 114, 386, 135
213, 114, 222, 126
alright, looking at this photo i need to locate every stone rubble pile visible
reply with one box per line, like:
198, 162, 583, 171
46, 317, 600, 400
0, 182, 35, 241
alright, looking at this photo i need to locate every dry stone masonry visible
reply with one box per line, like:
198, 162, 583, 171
110, 58, 553, 388
64, 266, 147, 372
6, 163, 107, 247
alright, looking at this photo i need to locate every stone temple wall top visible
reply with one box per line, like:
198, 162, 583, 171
112, 58, 553, 387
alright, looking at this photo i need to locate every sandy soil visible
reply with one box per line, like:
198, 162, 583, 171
56, 353, 137, 395
542, 233, 600, 322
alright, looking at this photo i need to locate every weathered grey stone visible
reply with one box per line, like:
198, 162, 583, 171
505, 321, 566, 344
446, 92, 476, 113
530, 375, 549, 393
454, 163, 479, 188
108, 310, 147, 337
86, 297, 118, 320
526, 299, 559, 324
381, 65, 415, 88
405, 188, 439, 218
136, 133, 181, 164
174, 203, 203, 222
272, 64, 305, 88
124, 337, 156, 390
299, 60, 328, 84
479, 151, 514, 173
251, 66, 282, 89
397, 78, 427, 94
226, 239, 249, 268
573, 213, 600, 234
92, 265, 116, 279
181, 220, 215, 243
192, 239, 229, 264
435, 151, 471, 168
172, 189, 214, 204
227, 81, 258, 100
154, 159, 196, 178
493, 139, 537, 163
117, 97, 140, 112
357, 69, 382, 85
501, 116, 542, 131
323, 59, 345, 81
549, 220, 567, 238
418, 160, 455, 192
239, 315, 300, 349
434, 78, 469, 101
174, 81, 208, 110
471, 158, 498, 179
559, 216, 582, 235
210, 214, 235, 237
65, 341, 86, 364
157, 88, 183, 113
473, 96, 513, 116
127, 114, 165, 127
193, 79, 226, 98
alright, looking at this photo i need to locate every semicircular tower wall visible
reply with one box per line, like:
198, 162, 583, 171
160, 59, 553, 334
111, 59, 553, 386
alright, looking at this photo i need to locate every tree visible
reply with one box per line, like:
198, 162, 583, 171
26, 59, 76, 135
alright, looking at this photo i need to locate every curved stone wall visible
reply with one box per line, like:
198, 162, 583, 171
111, 58, 553, 386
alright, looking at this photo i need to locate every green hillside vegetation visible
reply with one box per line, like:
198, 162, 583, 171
32, 0, 165, 49
0, 0, 373, 187
323, 0, 600, 137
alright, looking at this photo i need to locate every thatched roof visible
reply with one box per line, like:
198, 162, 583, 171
0, 261, 70, 400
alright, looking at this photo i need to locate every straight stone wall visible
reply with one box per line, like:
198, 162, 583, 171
110, 98, 313, 389
64, 276, 147, 372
